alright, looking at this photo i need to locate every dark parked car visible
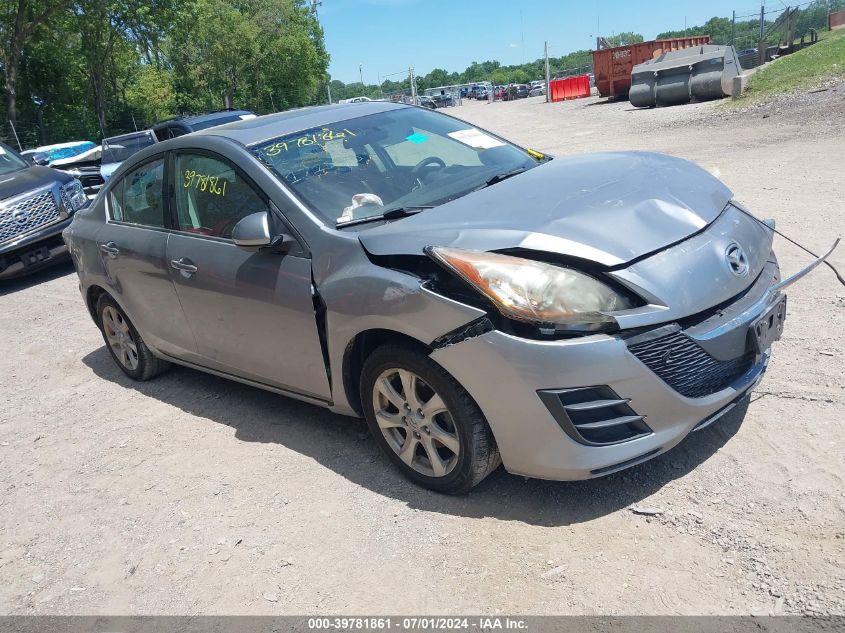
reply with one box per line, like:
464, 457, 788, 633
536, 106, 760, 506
100, 111, 257, 184
431, 93, 454, 107
418, 96, 437, 109
514, 84, 530, 98
152, 110, 255, 142
64, 103, 832, 493
0, 142, 88, 279
101, 130, 158, 181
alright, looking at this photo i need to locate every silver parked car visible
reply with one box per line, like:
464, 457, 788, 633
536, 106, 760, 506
63, 102, 833, 493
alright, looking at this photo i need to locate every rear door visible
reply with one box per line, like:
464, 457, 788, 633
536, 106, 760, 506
164, 150, 330, 401
99, 155, 196, 356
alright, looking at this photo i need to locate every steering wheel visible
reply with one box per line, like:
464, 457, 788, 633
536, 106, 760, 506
410, 156, 446, 178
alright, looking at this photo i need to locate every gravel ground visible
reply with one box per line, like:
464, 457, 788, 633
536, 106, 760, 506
1, 88, 843, 616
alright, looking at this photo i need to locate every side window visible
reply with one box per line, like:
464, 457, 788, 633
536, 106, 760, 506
116, 158, 166, 227
175, 153, 267, 239
108, 177, 125, 222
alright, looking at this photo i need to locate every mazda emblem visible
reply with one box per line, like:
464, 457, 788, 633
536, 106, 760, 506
725, 243, 749, 277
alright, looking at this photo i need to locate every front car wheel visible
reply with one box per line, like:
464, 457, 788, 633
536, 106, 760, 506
361, 345, 501, 494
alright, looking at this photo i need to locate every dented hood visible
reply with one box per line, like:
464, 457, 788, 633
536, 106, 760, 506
358, 151, 732, 267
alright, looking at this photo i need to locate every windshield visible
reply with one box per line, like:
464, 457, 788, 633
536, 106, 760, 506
102, 132, 156, 164
251, 107, 538, 227
0, 143, 29, 175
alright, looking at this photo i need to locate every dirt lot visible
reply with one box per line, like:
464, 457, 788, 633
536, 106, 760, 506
1, 88, 844, 616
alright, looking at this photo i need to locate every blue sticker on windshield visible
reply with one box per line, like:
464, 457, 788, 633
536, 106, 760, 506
405, 133, 428, 144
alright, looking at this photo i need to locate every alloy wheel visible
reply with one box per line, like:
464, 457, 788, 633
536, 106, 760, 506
101, 306, 139, 371
372, 368, 461, 478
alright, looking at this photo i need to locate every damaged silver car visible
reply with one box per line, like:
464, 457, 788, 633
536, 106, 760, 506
63, 102, 836, 493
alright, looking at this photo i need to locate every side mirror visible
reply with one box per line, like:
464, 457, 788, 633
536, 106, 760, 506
32, 152, 50, 166
232, 211, 296, 254
232, 211, 272, 250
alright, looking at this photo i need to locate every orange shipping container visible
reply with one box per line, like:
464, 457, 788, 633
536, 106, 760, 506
592, 36, 711, 99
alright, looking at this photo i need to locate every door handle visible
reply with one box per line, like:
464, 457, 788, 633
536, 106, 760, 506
99, 242, 120, 258
170, 257, 198, 277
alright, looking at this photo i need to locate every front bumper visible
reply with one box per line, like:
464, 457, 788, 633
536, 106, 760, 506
431, 260, 784, 481
0, 216, 72, 280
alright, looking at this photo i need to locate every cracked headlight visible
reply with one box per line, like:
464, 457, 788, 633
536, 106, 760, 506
61, 179, 88, 213
428, 247, 634, 331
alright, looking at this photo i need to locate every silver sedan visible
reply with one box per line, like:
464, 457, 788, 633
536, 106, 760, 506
63, 102, 835, 493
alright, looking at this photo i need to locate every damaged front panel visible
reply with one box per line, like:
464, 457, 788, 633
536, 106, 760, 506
313, 244, 488, 416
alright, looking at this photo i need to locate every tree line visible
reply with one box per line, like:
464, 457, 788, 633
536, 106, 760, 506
1, 0, 328, 147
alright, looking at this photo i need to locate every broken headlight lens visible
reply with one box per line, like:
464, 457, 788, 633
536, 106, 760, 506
428, 247, 633, 330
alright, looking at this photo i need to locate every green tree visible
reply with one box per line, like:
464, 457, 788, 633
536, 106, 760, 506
1, 0, 69, 126
72, 0, 176, 135
168, 0, 328, 114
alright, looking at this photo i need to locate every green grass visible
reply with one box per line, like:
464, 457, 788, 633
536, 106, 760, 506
731, 28, 845, 105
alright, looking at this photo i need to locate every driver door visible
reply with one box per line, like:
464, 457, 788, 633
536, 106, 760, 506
165, 150, 331, 401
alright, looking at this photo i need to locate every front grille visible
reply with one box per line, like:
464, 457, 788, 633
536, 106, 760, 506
538, 386, 653, 446
0, 190, 61, 245
627, 331, 754, 399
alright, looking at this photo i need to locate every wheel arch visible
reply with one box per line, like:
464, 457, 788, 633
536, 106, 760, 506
85, 284, 109, 324
341, 329, 432, 417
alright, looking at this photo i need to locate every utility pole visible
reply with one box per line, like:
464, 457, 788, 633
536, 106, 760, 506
359, 64, 364, 89
327, 82, 332, 104
731, 10, 736, 46
544, 41, 551, 104
759, 4, 766, 66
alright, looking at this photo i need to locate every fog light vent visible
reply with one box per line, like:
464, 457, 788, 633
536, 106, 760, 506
537, 386, 652, 446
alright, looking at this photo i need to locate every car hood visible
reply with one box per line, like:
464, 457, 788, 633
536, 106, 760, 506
358, 151, 732, 267
0, 165, 70, 201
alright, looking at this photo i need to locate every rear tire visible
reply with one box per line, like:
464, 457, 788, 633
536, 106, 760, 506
360, 344, 500, 494
96, 294, 171, 381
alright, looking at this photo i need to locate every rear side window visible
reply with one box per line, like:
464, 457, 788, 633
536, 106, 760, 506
174, 153, 267, 239
110, 158, 166, 228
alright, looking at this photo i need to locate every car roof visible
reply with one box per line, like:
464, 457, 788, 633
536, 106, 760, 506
194, 101, 408, 147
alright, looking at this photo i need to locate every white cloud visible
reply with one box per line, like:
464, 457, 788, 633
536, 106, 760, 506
508, 43, 518, 48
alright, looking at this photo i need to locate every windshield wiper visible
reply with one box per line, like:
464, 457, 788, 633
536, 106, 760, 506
336, 206, 434, 228
473, 167, 528, 191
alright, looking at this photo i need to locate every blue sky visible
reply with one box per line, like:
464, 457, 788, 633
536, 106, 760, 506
318, 0, 760, 84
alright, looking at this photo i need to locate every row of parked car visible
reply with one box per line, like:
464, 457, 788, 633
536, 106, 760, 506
488, 81, 546, 101
0, 109, 255, 280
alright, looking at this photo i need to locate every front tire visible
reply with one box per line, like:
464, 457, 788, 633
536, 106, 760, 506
96, 294, 171, 381
360, 344, 500, 494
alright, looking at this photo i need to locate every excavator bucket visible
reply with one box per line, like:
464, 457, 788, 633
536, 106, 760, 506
629, 45, 742, 108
